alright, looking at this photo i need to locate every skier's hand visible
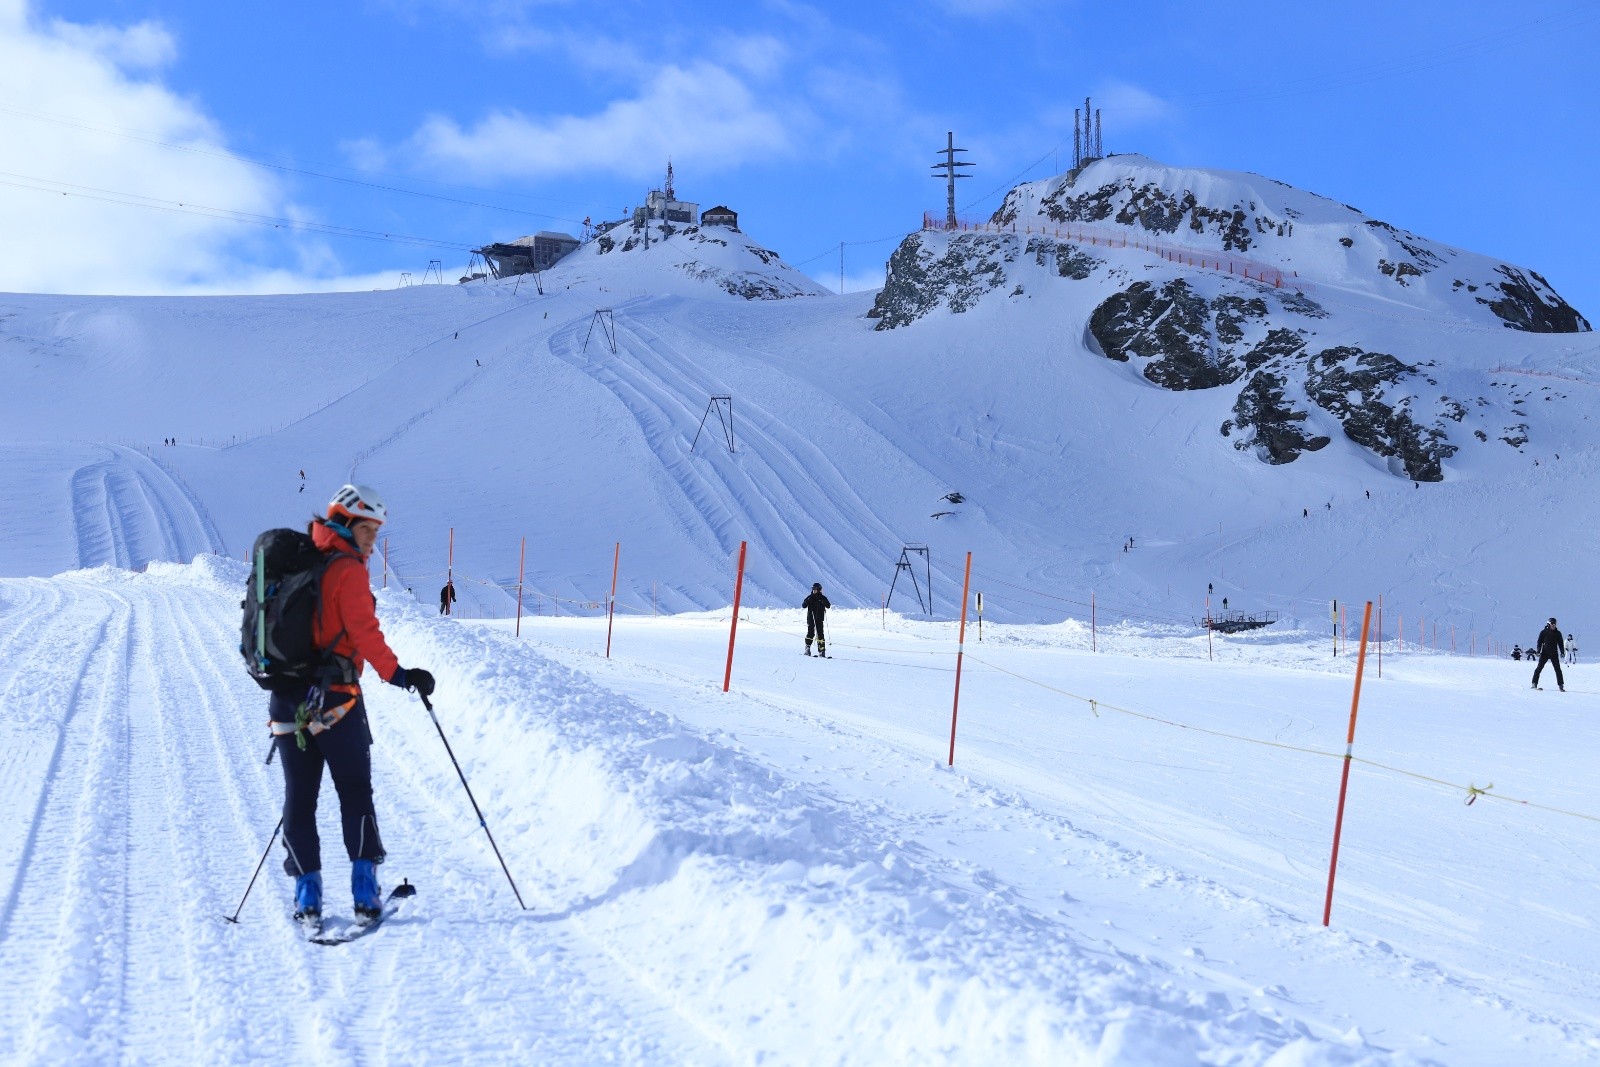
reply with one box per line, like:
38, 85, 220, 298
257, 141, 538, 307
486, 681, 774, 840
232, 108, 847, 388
388, 667, 436, 697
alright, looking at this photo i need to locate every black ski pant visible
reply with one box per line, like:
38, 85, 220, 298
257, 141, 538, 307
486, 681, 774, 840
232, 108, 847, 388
806, 612, 826, 651
1532, 652, 1565, 689
271, 690, 384, 876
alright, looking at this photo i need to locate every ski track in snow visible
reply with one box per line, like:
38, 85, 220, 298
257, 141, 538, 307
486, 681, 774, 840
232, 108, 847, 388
0, 564, 731, 1066
6, 559, 1600, 1062
546, 305, 925, 601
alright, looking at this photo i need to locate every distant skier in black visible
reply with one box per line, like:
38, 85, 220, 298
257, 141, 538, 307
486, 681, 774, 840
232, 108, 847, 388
803, 582, 830, 657
1512, 645, 1523, 662
439, 579, 456, 616
1531, 618, 1565, 691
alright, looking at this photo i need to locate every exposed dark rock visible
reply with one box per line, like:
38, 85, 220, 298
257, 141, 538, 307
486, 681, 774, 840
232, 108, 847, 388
1089, 279, 1236, 389
1378, 259, 1423, 285
1303, 346, 1459, 481
1275, 290, 1329, 319
1476, 265, 1591, 333
1213, 295, 1270, 346
1114, 184, 1196, 234
1228, 371, 1329, 464
869, 233, 1008, 329
1243, 327, 1307, 371
1026, 237, 1099, 280
1365, 220, 1443, 270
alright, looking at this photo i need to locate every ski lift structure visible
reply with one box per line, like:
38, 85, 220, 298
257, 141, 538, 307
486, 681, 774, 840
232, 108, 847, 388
887, 544, 933, 615
691, 395, 734, 453
583, 309, 617, 355
1200, 608, 1279, 633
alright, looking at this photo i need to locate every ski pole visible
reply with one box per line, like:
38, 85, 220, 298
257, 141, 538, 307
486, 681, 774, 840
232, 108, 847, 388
224, 816, 282, 924
419, 693, 527, 909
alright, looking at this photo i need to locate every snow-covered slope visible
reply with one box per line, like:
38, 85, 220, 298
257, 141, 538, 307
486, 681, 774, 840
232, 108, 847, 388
872, 155, 1590, 485
0, 157, 1593, 638
4, 559, 1599, 1064
3, 158, 1600, 1064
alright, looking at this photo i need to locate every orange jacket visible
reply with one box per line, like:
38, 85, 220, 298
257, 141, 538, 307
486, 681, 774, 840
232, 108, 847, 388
311, 520, 401, 685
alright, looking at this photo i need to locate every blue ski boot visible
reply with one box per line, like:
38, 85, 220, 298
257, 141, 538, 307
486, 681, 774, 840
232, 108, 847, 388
352, 859, 382, 921
293, 870, 323, 922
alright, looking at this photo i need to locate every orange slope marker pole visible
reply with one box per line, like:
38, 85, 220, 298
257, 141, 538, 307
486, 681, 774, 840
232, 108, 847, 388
1323, 600, 1375, 927
605, 542, 621, 658
947, 551, 974, 766
723, 541, 747, 692
514, 537, 526, 637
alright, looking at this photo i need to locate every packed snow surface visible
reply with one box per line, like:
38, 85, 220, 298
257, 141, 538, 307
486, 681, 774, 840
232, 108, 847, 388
1, 560, 1598, 1064
1, 159, 1596, 1063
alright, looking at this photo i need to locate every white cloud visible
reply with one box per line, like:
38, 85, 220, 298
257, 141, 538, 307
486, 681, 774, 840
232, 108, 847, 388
46, 18, 177, 70
407, 62, 798, 180
1092, 81, 1177, 130
0, 2, 403, 295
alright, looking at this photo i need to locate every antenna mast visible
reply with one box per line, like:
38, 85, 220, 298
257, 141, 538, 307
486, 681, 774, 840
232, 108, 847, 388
665, 158, 675, 200
930, 131, 973, 229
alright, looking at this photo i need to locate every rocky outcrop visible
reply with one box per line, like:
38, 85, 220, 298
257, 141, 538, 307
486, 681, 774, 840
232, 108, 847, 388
869, 233, 1001, 327
1223, 371, 1329, 464
1303, 346, 1458, 481
993, 175, 1283, 252
1027, 236, 1098, 280
1089, 279, 1233, 389
1477, 266, 1592, 333
1088, 281, 1301, 390
870, 232, 1087, 329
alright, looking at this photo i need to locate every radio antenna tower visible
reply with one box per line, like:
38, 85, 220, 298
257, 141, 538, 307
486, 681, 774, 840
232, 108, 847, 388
665, 158, 675, 200
1073, 97, 1106, 168
930, 132, 973, 229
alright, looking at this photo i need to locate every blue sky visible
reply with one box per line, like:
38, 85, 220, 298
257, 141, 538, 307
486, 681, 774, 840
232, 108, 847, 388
4, 0, 1598, 317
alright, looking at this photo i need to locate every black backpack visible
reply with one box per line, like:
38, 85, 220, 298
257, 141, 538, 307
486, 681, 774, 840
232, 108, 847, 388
240, 528, 342, 692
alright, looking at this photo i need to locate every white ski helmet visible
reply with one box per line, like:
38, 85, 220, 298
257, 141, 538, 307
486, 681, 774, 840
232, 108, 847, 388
328, 483, 387, 526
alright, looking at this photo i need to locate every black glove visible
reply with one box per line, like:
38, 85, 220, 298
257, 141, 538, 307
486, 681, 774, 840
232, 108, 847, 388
389, 667, 436, 697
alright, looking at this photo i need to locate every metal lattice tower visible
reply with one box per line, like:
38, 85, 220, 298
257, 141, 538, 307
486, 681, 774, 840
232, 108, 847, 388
1073, 97, 1105, 169
930, 132, 973, 229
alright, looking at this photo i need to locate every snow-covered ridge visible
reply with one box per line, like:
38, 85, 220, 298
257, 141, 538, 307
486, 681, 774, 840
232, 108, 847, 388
546, 217, 829, 301
989, 154, 1588, 333
869, 155, 1591, 481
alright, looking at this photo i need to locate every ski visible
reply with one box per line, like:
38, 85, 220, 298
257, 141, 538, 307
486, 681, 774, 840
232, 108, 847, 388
310, 880, 417, 946
295, 912, 325, 941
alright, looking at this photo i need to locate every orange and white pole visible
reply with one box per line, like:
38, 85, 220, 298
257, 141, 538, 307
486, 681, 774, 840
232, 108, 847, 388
1323, 600, 1374, 927
947, 552, 973, 766
605, 542, 621, 658
722, 541, 747, 692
